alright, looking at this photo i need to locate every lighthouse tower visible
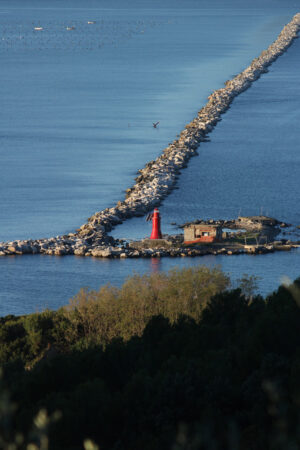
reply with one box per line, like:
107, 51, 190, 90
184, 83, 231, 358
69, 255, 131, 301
150, 208, 162, 239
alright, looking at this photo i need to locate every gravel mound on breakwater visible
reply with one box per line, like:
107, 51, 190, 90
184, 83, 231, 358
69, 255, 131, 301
1, 13, 300, 258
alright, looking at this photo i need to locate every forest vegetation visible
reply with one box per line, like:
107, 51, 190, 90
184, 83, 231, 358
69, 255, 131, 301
0, 266, 299, 450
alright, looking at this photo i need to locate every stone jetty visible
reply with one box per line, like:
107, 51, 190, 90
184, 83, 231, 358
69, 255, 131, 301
1, 13, 300, 258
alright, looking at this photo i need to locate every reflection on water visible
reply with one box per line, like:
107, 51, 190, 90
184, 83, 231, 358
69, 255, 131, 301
150, 256, 162, 273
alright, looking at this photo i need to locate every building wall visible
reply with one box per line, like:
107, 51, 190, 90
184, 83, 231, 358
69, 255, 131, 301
184, 227, 196, 242
184, 225, 222, 243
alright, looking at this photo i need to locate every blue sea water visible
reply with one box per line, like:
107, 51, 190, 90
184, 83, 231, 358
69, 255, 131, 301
112, 26, 300, 238
0, 0, 299, 315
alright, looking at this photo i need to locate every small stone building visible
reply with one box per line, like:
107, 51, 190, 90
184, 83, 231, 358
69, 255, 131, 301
184, 224, 223, 244
237, 216, 278, 230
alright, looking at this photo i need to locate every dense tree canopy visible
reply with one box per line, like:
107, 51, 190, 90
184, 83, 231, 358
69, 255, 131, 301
0, 266, 299, 450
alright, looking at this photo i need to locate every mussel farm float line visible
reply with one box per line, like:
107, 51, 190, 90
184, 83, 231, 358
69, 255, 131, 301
1, 13, 300, 258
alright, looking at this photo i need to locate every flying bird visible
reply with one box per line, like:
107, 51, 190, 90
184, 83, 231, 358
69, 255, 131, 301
152, 121, 159, 128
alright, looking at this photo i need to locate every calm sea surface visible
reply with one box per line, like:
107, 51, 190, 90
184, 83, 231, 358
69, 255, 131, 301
0, 0, 299, 315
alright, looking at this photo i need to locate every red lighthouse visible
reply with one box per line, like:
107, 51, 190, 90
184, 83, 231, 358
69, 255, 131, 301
149, 208, 162, 239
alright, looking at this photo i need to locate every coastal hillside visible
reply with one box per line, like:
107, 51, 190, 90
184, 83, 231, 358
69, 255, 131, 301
0, 266, 299, 450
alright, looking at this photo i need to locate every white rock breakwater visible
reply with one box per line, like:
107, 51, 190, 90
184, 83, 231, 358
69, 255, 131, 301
1, 13, 300, 258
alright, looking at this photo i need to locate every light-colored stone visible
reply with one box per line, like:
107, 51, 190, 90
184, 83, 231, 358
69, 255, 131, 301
91, 248, 112, 257
74, 247, 87, 256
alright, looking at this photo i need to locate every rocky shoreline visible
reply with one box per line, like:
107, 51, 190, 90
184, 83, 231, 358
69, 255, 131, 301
1, 13, 300, 259
0, 235, 299, 258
